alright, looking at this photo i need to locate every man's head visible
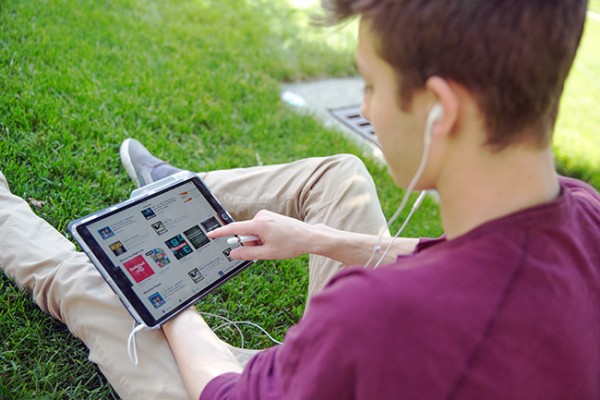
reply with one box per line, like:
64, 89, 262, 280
324, 0, 588, 151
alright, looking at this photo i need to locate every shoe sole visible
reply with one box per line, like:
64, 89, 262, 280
119, 139, 141, 187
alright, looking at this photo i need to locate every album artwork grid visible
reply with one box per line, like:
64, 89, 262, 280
90, 183, 239, 318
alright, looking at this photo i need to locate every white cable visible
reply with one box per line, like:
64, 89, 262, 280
127, 322, 147, 366
215, 320, 284, 346
211, 313, 246, 348
363, 190, 427, 268
125, 311, 280, 367
364, 106, 438, 269
201, 312, 283, 347
372, 190, 427, 268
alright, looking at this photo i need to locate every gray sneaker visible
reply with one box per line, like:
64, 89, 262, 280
119, 139, 181, 187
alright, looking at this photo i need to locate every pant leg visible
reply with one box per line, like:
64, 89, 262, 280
0, 172, 193, 400
199, 154, 390, 297
0, 155, 388, 399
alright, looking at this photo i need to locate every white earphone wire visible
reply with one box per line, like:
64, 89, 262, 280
364, 105, 441, 269
201, 311, 283, 348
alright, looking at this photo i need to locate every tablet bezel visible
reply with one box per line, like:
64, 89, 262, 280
69, 174, 253, 329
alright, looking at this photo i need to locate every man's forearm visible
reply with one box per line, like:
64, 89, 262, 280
206, 211, 419, 268
308, 223, 419, 267
163, 309, 243, 400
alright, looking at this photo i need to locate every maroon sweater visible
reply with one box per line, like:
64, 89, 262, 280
202, 177, 600, 399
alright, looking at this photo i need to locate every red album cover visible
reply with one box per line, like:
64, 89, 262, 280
123, 255, 155, 283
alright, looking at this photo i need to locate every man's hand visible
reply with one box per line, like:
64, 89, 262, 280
207, 210, 316, 261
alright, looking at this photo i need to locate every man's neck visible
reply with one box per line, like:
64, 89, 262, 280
437, 146, 560, 240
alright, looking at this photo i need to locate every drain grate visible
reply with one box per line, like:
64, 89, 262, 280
329, 105, 379, 147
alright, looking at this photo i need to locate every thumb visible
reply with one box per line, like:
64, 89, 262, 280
229, 245, 269, 261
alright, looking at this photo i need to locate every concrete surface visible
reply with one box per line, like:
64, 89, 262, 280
281, 77, 384, 162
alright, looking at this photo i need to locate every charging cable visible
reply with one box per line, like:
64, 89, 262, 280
126, 312, 283, 366
127, 322, 147, 366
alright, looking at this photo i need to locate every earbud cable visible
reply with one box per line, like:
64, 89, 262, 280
365, 106, 438, 269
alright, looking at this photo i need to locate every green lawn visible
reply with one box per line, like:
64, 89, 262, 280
0, 1, 424, 397
590, 0, 600, 13
554, 12, 600, 188
0, 0, 598, 398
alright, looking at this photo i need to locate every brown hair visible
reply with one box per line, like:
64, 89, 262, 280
322, 0, 588, 149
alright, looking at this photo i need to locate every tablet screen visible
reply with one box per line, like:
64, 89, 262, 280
71, 176, 252, 328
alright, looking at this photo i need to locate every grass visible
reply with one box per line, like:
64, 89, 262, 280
554, 10, 600, 188
590, 0, 600, 13
0, 0, 598, 398
0, 0, 425, 397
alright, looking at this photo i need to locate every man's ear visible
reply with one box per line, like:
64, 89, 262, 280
425, 76, 459, 141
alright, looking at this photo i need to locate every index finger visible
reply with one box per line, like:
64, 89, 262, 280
207, 220, 257, 239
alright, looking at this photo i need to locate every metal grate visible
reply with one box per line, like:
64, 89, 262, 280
329, 105, 379, 147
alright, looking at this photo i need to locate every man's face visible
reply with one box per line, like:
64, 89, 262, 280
355, 19, 429, 188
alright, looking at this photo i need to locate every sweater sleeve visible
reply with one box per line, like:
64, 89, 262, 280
200, 269, 369, 400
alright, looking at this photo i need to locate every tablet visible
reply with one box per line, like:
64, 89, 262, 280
68, 171, 253, 329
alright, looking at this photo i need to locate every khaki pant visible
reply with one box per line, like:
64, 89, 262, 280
0, 154, 388, 400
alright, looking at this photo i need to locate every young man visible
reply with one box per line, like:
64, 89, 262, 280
158, 0, 600, 399
0, 2, 598, 400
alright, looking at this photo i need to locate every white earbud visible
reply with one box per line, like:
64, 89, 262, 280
424, 104, 443, 146
429, 103, 444, 122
